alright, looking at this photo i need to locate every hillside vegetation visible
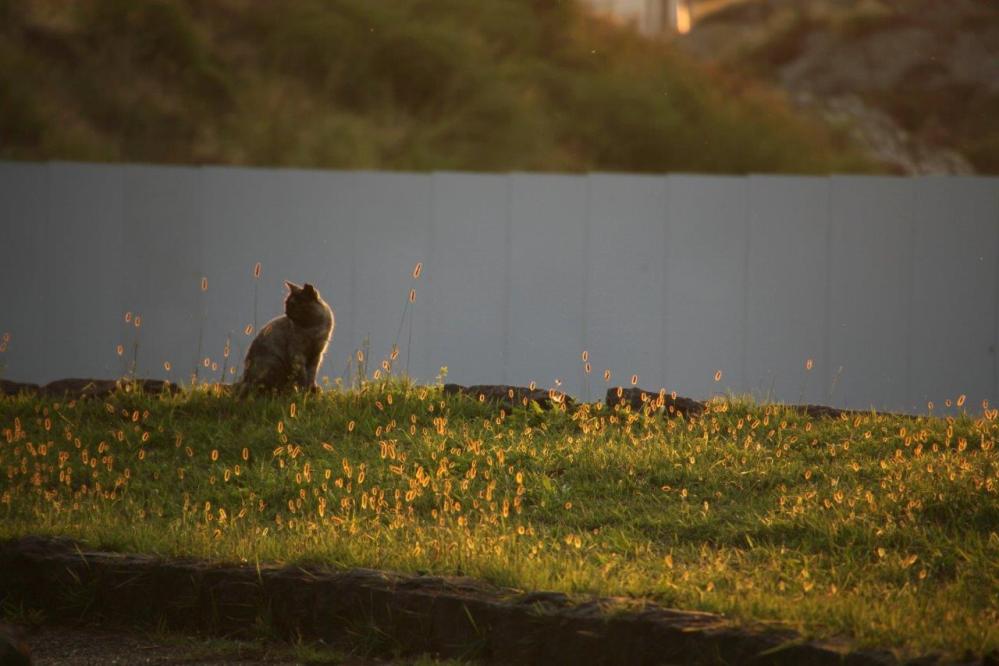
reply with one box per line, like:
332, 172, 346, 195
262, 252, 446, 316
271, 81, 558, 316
0, 0, 872, 173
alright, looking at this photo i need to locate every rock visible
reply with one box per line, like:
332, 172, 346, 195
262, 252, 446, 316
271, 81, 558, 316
797, 403, 848, 419
40, 379, 118, 398
2, 378, 179, 399
0, 380, 39, 397
808, 94, 974, 176
605, 387, 705, 418
443, 384, 575, 410
0, 623, 31, 666
39, 378, 176, 399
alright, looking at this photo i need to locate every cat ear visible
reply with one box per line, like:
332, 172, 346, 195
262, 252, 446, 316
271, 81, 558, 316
303, 283, 318, 299
285, 281, 302, 293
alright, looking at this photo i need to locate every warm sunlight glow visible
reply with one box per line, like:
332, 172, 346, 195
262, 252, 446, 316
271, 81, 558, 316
675, 4, 691, 34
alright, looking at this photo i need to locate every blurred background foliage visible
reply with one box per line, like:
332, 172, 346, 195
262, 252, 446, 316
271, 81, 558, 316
0, 0, 874, 173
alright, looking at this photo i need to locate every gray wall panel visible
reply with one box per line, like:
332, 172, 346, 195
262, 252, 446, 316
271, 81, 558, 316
0, 163, 48, 382
44, 163, 124, 383
508, 174, 587, 395
121, 164, 203, 382
827, 176, 912, 412
424, 172, 509, 386
308, 171, 359, 386
585, 174, 667, 400
664, 176, 748, 399
910, 177, 998, 412
351, 172, 433, 383
746, 176, 829, 404
201, 167, 359, 385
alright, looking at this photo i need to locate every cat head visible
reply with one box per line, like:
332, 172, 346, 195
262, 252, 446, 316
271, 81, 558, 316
284, 281, 327, 325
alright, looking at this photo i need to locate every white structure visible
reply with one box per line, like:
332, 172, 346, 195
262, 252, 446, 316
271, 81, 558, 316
1, 161, 997, 414
581, 0, 692, 35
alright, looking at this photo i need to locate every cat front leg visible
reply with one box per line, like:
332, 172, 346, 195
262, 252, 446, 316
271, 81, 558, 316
290, 352, 310, 389
304, 352, 323, 392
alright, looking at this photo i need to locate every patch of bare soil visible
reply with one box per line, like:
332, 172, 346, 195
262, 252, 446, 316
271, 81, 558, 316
9, 623, 415, 666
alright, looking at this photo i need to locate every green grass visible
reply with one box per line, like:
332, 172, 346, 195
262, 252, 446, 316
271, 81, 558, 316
0, 0, 872, 174
1, 380, 996, 659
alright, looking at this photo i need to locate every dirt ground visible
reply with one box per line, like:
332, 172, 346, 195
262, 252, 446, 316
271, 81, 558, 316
9, 623, 454, 666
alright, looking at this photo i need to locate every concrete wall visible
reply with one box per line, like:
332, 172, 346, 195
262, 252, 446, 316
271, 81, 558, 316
1, 161, 996, 413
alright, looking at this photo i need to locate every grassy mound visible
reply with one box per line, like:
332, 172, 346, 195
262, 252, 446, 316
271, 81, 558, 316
0, 0, 871, 173
1, 380, 996, 658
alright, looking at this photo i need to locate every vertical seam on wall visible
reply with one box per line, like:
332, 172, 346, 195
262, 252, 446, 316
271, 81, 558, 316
581, 175, 592, 394
904, 178, 917, 411
194, 166, 205, 381
741, 176, 752, 398
44, 163, 54, 382
661, 176, 671, 391
994, 182, 999, 409
502, 174, 513, 385
348, 171, 360, 370
823, 177, 833, 405
423, 172, 437, 379
115, 165, 127, 379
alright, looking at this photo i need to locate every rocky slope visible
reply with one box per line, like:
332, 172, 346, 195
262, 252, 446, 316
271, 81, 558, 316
678, 0, 999, 174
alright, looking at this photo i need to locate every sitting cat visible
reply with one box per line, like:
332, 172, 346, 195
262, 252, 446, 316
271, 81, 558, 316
236, 281, 334, 395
